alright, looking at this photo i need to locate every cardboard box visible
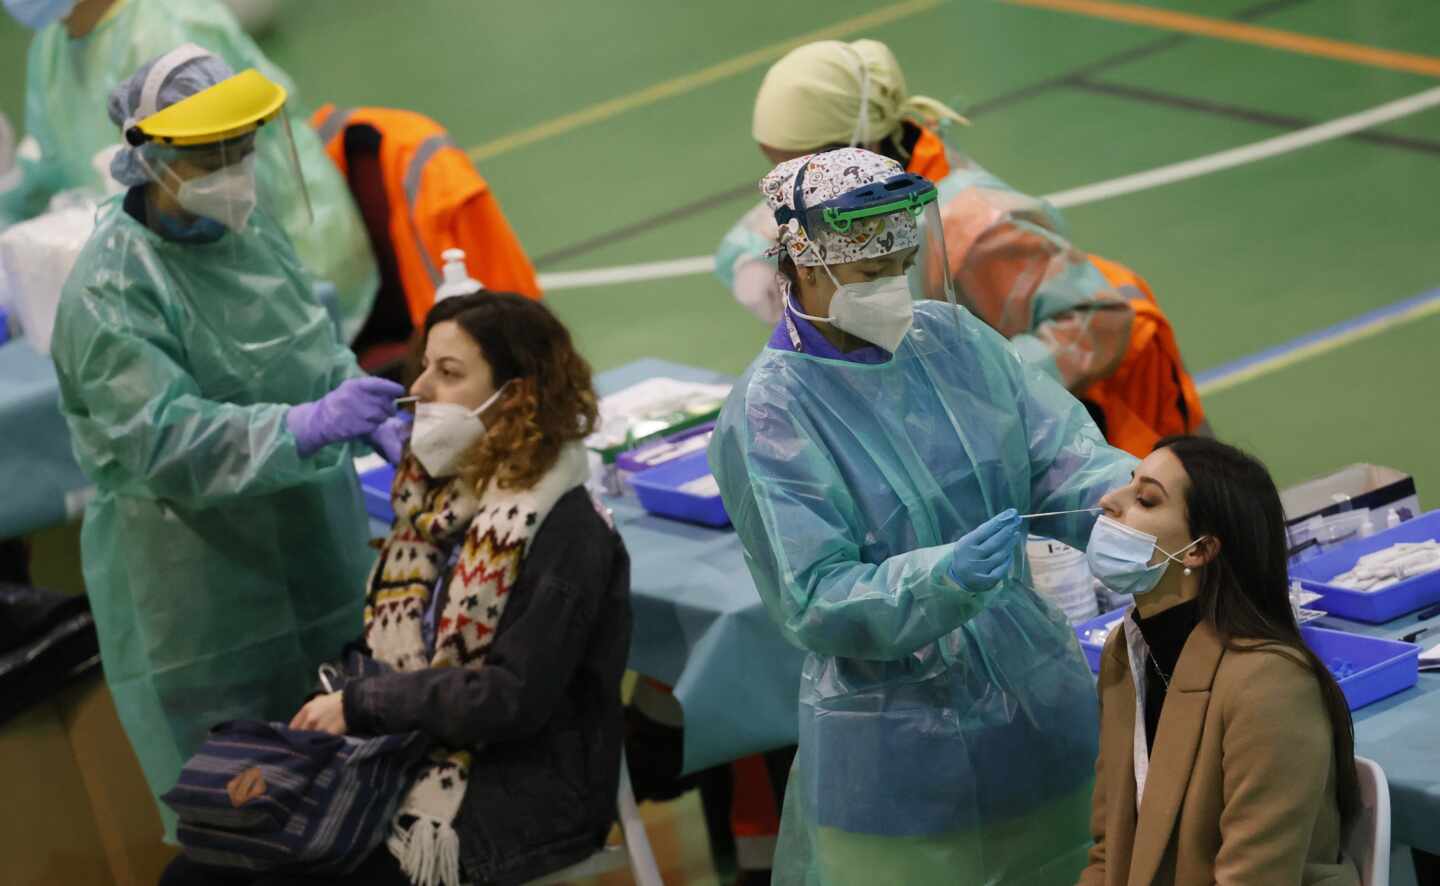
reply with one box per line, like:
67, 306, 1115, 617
1281, 464, 1418, 523
3, 521, 174, 883
0, 673, 175, 886
0, 693, 110, 885
1280, 464, 1420, 562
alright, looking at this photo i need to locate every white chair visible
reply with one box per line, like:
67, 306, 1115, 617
527, 748, 662, 886
1349, 755, 1391, 886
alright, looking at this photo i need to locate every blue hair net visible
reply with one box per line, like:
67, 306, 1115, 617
107, 43, 235, 187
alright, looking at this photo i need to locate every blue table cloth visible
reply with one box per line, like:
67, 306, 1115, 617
584, 358, 807, 773
1315, 612, 1440, 855
0, 338, 92, 538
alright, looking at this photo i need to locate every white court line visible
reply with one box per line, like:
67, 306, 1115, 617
537, 256, 715, 291
536, 85, 1440, 292
1045, 85, 1440, 208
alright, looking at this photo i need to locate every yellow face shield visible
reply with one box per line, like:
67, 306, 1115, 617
126, 68, 284, 147
128, 68, 311, 234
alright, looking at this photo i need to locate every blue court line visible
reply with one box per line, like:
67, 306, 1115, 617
1194, 286, 1440, 396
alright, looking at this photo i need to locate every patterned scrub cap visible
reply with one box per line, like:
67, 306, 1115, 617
760, 147, 919, 267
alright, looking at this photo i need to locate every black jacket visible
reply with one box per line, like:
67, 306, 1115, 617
343, 487, 632, 885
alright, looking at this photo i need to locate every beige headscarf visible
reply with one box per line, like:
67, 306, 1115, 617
752, 39, 968, 152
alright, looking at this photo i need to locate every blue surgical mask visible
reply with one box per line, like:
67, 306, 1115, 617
3, 0, 76, 29
1085, 515, 1204, 597
153, 209, 227, 244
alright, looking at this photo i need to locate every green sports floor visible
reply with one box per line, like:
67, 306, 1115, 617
3, 2, 1439, 880
4, 0, 1439, 496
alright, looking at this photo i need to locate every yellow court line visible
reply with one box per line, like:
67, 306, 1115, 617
1006, 0, 1440, 79
466, 0, 943, 163
1197, 298, 1440, 398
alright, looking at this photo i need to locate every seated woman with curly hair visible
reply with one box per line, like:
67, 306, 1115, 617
163, 292, 632, 886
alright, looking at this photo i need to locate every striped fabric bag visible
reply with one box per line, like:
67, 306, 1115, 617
161, 720, 428, 874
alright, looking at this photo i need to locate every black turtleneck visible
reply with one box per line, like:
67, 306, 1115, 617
1132, 598, 1200, 754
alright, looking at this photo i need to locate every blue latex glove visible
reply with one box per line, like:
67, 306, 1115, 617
947, 508, 1022, 591
287, 376, 406, 457
366, 410, 413, 465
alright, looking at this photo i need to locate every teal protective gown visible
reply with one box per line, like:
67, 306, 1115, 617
4, 0, 377, 339
50, 195, 373, 840
709, 301, 1137, 884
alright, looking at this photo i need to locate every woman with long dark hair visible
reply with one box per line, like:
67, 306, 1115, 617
1078, 435, 1360, 885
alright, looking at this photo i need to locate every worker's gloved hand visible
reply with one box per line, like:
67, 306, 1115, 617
287, 376, 406, 457
366, 410, 413, 465
947, 509, 1022, 591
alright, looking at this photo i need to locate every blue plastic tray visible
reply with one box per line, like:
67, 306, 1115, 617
1073, 611, 1418, 711
1290, 509, 1440, 623
1074, 607, 1129, 673
1301, 626, 1419, 710
615, 422, 715, 477
359, 463, 396, 525
630, 449, 729, 528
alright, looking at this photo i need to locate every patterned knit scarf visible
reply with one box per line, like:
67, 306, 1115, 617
363, 443, 591, 886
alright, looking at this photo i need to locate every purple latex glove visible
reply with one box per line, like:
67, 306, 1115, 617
287, 377, 406, 457
366, 410, 413, 465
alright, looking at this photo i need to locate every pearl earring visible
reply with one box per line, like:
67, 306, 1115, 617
1183, 567, 1193, 576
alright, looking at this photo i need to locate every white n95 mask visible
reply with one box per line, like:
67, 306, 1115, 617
1085, 514, 1205, 597
411, 385, 508, 478
177, 154, 258, 231
789, 270, 915, 353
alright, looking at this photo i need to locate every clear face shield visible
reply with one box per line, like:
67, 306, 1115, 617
951, 207, 1134, 389
779, 170, 960, 349
127, 69, 311, 244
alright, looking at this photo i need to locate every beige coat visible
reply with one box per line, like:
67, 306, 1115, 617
1077, 619, 1360, 886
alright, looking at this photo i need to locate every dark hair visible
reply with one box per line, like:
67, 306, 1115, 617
777, 252, 801, 297
342, 122, 383, 156
419, 292, 598, 491
1154, 436, 1360, 832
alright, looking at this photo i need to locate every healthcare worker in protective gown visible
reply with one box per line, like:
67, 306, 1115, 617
717, 38, 1209, 457
0, 0, 378, 341
709, 148, 1138, 885
50, 48, 409, 841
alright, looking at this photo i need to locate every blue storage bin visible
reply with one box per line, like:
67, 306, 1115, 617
615, 422, 715, 481
1074, 607, 1129, 673
1301, 626, 1419, 710
1291, 509, 1440, 623
630, 449, 729, 528
359, 463, 396, 525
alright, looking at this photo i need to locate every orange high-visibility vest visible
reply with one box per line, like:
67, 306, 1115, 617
311, 105, 541, 329
1079, 256, 1208, 456
906, 125, 952, 181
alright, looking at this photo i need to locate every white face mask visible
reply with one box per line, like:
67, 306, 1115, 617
789, 265, 915, 353
410, 384, 508, 478
1085, 514, 1205, 597
176, 154, 257, 231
